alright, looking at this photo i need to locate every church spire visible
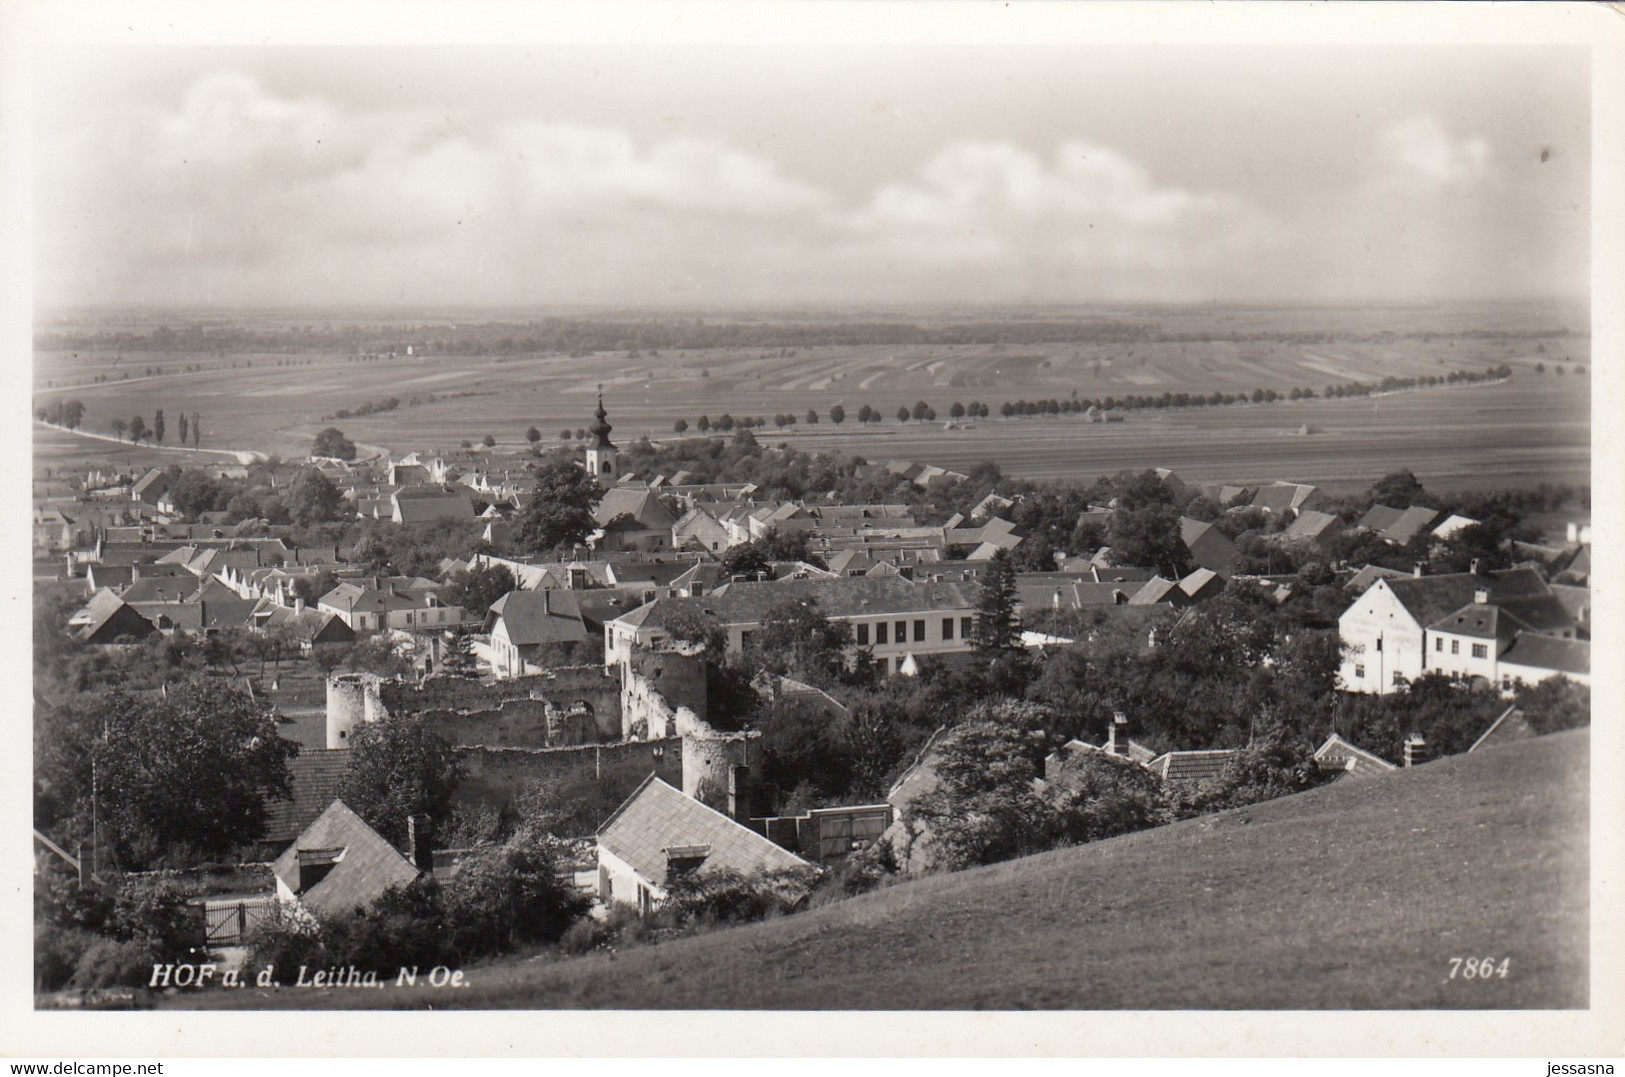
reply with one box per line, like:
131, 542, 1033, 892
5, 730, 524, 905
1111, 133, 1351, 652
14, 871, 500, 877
589, 386, 614, 448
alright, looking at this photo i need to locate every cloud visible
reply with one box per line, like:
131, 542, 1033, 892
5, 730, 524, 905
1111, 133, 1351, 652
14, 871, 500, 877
33, 76, 1580, 308
1376, 114, 1491, 189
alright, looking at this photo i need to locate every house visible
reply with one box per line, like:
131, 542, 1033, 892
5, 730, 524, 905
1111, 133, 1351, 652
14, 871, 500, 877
272, 800, 424, 917
318, 579, 465, 633
1337, 567, 1569, 693
67, 590, 155, 644
596, 775, 811, 915
1312, 733, 1397, 779
486, 589, 591, 678
1177, 567, 1226, 603
1430, 514, 1481, 541
592, 487, 677, 554
604, 576, 981, 677
1280, 509, 1342, 551
1354, 504, 1405, 534
1382, 506, 1442, 547
391, 486, 476, 527
1495, 635, 1590, 688
1147, 749, 1240, 782
1250, 481, 1320, 516
672, 506, 734, 554
131, 468, 171, 506
33, 507, 79, 553
1179, 517, 1239, 579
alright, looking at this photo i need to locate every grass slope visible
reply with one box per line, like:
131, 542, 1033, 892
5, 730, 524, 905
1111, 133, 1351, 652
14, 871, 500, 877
182, 729, 1589, 1010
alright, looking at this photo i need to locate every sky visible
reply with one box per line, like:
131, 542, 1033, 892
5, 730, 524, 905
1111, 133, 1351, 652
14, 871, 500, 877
30, 40, 1591, 311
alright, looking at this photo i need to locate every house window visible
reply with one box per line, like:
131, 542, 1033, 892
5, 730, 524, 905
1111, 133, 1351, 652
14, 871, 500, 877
875, 623, 888, 645
1451, 640, 1460, 655
1354, 664, 1365, 679
856, 623, 870, 646
1392, 672, 1405, 686
943, 618, 955, 640
1471, 643, 1488, 659
1375, 638, 1382, 652
961, 616, 974, 639
914, 619, 926, 642
1435, 638, 1443, 652
895, 621, 907, 645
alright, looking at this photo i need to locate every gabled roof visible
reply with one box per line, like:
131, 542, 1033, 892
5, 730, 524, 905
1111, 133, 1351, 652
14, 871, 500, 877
1127, 576, 1185, 606
271, 800, 421, 916
1313, 733, 1397, 778
1178, 567, 1223, 598
1428, 602, 1528, 642
1355, 504, 1404, 532
1383, 506, 1441, 546
69, 589, 154, 642
1251, 481, 1317, 515
597, 775, 809, 887
593, 487, 677, 530
1148, 749, 1239, 781
488, 589, 590, 646
1381, 568, 1553, 630
1498, 634, 1590, 677
1283, 509, 1340, 544
1469, 706, 1532, 753
1344, 563, 1412, 593
264, 750, 353, 844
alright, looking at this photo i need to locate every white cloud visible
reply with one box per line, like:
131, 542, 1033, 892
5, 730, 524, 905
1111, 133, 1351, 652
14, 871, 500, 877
1376, 114, 1491, 188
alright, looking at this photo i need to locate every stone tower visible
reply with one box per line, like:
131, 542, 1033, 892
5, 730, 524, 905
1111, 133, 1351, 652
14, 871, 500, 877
584, 390, 617, 485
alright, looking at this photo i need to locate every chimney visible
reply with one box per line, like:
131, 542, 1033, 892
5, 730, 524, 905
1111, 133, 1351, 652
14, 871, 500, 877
1413, 562, 1424, 578
1107, 711, 1129, 756
1403, 735, 1428, 768
294, 596, 306, 614
407, 814, 435, 873
727, 765, 752, 821
1473, 588, 1489, 605
1469, 558, 1481, 576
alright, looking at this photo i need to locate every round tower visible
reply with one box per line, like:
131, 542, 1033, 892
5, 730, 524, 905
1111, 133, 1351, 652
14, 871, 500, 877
584, 389, 618, 485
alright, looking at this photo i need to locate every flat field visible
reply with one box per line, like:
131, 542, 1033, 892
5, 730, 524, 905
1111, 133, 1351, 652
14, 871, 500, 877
32, 302, 1591, 493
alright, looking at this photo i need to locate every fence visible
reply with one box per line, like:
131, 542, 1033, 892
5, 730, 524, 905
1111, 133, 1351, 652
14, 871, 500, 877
200, 896, 278, 945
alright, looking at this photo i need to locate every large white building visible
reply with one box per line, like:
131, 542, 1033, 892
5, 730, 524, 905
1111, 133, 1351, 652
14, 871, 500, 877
1338, 567, 1581, 694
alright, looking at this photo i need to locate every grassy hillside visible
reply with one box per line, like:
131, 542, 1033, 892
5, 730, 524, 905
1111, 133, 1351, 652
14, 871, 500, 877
179, 729, 1588, 1010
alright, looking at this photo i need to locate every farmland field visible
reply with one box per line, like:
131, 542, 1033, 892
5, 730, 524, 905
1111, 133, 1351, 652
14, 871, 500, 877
32, 301, 1590, 493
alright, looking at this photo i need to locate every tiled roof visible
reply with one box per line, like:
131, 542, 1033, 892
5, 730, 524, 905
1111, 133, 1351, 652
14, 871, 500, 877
1313, 733, 1397, 777
1469, 706, 1532, 753
1355, 504, 1404, 532
1383, 568, 1551, 629
1283, 509, 1340, 543
1383, 506, 1441, 546
489, 589, 590, 646
1150, 749, 1240, 781
597, 775, 809, 887
1498, 633, 1590, 676
1127, 576, 1183, 605
593, 487, 677, 530
272, 800, 421, 917
1178, 567, 1222, 597
1428, 602, 1528, 642
1344, 564, 1412, 593
264, 750, 353, 843
677, 576, 979, 624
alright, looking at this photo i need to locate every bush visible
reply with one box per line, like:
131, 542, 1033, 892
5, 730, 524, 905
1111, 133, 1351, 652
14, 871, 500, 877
35, 924, 97, 993
441, 827, 591, 956
69, 936, 159, 990
663, 866, 823, 928
557, 917, 608, 956
245, 903, 327, 984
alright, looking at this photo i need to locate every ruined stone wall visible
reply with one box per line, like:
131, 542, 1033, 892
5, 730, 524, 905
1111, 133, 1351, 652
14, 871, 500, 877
620, 643, 707, 739
329, 667, 622, 749
453, 737, 683, 811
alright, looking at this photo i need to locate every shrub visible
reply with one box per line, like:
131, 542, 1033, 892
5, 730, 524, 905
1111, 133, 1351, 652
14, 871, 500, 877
558, 917, 608, 956
440, 827, 591, 957
69, 937, 159, 990
35, 924, 97, 993
663, 866, 823, 928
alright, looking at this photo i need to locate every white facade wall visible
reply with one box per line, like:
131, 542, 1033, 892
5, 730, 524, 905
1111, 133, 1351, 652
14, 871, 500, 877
1425, 629, 1505, 684
1337, 580, 1427, 694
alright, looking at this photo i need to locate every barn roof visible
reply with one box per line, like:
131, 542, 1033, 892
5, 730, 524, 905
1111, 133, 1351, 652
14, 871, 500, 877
597, 775, 808, 888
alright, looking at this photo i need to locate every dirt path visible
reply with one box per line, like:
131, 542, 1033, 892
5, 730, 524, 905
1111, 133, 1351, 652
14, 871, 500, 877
33, 419, 268, 464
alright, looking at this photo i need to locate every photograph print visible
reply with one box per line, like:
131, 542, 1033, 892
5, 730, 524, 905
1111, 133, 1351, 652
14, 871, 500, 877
18, 1, 1608, 1040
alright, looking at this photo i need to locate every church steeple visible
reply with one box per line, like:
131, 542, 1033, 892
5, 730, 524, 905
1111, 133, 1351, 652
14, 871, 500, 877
584, 387, 618, 484
588, 390, 615, 449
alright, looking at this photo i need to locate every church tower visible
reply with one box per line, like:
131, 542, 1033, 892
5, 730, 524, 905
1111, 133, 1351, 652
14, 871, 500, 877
584, 390, 618, 484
